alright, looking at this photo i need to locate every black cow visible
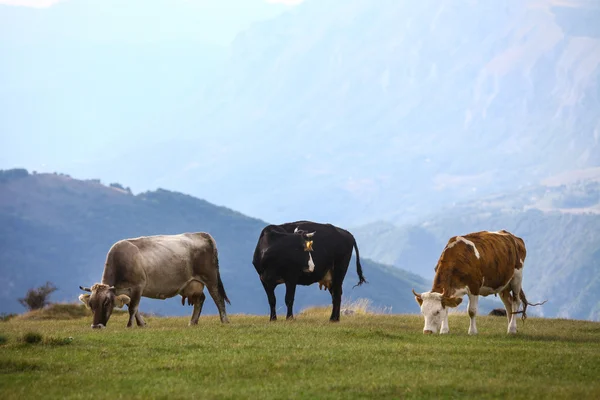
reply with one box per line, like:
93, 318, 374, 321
252, 221, 367, 322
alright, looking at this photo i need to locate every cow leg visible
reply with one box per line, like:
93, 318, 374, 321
508, 269, 523, 334
189, 292, 206, 326
284, 281, 297, 320
330, 259, 350, 322
499, 289, 513, 324
135, 310, 146, 327
127, 289, 143, 328
440, 312, 450, 334
330, 284, 343, 322
206, 284, 229, 324
467, 294, 479, 335
261, 281, 277, 321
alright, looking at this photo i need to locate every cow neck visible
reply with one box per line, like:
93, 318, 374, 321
100, 270, 116, 287
431, 263, 460, 296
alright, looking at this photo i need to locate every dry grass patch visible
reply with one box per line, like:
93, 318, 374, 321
300, 298, 386, 317
14, 303, 129, 321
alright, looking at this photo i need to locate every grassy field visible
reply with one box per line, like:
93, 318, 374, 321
1, 311, 599, 399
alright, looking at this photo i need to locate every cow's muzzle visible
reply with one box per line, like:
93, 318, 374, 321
91, 324, 106, 329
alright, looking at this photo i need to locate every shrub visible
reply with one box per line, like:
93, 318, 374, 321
0, 313, 17, 322
18, 282, 57, 311
0, 335, 7, 345
22, 332, 43, 344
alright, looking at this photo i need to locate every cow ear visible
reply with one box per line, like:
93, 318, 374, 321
442, 297, 462, 308
414, 295, 423, 306
114, 294, 131, 309
79, 294, 91, 308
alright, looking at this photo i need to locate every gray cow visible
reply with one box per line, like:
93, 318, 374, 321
79, 232, 230, 328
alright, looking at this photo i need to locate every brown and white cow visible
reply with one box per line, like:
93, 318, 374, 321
413, 230, 527, 335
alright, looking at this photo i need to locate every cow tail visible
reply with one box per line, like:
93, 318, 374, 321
207, 235, 231, 305
517, 288, 547, 321
518, 289, 528, 321
217, 269, 231, 305
352, 236, 367, 288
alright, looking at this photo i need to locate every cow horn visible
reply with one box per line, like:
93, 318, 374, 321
294, 227, 299, 233
109, 286, 116, 291
79, 286, 92, 292
412, 289, 422, 299
305, 231, 316, 238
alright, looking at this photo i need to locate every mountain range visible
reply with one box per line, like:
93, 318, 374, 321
2, 1, 599, 320
3, 0, 598, 226
0, 169, 427, 317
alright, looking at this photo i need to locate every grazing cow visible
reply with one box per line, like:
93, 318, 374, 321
413, 230, 529, 335
252, 221, 367, 322
79, 232, 230, 329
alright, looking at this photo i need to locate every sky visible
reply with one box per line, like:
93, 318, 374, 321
1, 0, 304, 8
0, 0, 302, 46
0, 0, 303, 174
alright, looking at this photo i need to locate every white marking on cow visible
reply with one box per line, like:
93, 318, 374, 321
467, 294, 479, 335
418, 291, 447, 334
486, 230, 509, 235
508, 268, 524, 334
519, 258, 524, 266
307, 252, 315, 272
445, 236, 480, 259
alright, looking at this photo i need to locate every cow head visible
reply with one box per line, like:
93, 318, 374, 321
294, 227, 315, 252
260, 229, 317, 283
413, 289, 462, 334
79, 284, 130, 329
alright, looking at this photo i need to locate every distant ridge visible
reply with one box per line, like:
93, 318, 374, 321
0, 169, 427, 316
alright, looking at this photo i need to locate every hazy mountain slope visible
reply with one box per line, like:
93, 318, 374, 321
0, 169, 427, 316
3, 1, 599, 227
77, 0, 600, 226
354, 181, 600, 320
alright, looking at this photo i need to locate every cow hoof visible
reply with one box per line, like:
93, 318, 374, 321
329, 319, 340, 323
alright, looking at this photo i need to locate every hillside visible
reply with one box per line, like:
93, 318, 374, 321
0, 169, 427, 316
354, 180, 600, 320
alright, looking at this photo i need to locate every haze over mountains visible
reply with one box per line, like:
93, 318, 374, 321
3, 0, 599, 226
1, 1, 599, 320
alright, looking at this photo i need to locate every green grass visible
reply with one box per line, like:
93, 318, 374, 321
1, 313, 599, 399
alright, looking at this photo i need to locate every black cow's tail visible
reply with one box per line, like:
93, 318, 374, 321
206, 233, 231, 305
352, 236, 367, 288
